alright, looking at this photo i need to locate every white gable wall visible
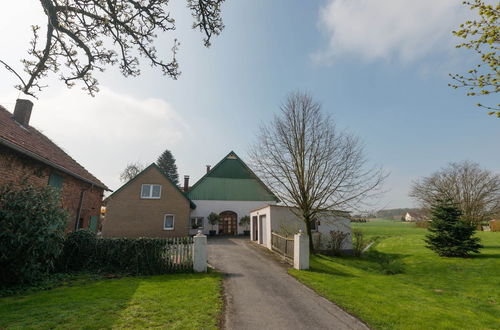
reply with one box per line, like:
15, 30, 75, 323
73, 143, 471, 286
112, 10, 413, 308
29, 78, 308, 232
190, 200, 277, 235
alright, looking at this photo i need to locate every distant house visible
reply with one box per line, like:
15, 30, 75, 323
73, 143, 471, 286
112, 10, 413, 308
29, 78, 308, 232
186, 151, 279, 235
102, 163, 196, 238
0, 99, 108, 232
404, 211, 426, 222
250, 205, 352, 251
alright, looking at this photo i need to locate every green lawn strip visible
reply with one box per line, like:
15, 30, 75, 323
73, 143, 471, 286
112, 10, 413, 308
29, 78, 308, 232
0, 272, 223, 329
290, 220, 500, 330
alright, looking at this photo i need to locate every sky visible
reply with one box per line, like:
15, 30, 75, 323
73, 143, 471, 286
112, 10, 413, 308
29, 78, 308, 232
0, 0, 499, 210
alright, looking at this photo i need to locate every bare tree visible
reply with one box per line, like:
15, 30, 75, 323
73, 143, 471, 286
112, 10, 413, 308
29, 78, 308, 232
120, 162, 145, 183
410, 161, 500, 227
249, 92, 387, 252
1, 0, 225, 98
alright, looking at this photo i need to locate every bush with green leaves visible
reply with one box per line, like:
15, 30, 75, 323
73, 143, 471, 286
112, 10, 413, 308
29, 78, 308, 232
425, 199, 482, 257
207, 212, 220, 230
0, 183, 68, 285
239, 215, 250, 228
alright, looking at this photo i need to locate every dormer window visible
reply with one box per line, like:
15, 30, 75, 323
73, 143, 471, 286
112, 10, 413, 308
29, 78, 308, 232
141, 184, 161, 199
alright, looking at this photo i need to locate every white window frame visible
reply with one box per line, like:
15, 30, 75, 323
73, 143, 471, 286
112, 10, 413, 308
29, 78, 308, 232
163, 214, 175, 230
141, 184, 162, 199
191, 217, 204, 229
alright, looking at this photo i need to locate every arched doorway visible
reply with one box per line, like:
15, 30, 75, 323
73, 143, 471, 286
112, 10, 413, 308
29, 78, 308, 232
219, 211, 237, 235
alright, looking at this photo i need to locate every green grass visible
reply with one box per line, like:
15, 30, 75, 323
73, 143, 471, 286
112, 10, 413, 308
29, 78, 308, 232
290, 219, 500, 330
0, 272, 223, 329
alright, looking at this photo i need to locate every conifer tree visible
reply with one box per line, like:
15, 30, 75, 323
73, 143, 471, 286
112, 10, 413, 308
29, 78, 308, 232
156, 149, 179, 186
425, 199, 482, 257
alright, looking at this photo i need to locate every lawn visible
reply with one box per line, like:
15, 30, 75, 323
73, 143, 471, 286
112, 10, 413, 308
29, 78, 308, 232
289, 219, 500, 330
0, 272, 223, 329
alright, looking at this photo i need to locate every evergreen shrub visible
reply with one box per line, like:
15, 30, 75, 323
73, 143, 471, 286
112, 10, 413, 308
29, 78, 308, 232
425, 199, 482, 257
0, 183, 67, 285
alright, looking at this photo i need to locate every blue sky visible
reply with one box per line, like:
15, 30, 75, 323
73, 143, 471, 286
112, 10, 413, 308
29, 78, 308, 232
0, 0, 498, 209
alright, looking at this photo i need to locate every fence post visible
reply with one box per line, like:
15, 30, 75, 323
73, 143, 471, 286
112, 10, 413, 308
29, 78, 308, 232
294, 230, 309, 270
193, 230, 207, 273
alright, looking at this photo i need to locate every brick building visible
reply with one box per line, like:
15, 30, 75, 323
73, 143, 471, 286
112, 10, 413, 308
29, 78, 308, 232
0, 99, 108, 232
102, 163, 196, 238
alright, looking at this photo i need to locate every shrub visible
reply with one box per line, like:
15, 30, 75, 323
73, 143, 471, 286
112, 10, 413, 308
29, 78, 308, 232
329, 230, 350, 256
352, 229, 367, 257
239, 215, 250, 228
425, 199, 482, 257
57, 231, 193, 275
207, 212, 220, 231
0, 183, 67, 285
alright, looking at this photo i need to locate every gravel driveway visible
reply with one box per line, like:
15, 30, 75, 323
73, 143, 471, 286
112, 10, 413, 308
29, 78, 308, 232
208, 236, 369, 330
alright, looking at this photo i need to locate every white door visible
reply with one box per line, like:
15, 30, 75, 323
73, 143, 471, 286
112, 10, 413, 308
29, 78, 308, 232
258, 215, 266, 244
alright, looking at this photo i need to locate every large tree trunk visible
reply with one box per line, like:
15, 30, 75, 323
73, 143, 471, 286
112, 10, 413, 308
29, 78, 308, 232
305, 218, 315, 254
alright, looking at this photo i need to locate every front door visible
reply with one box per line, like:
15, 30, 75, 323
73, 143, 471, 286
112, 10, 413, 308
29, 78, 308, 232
219, 211, 237, 235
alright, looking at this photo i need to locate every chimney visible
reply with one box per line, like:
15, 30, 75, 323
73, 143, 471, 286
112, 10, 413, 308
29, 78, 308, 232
183, 175, 190, 192
13, 99, 33, 127
206, 165, 211, 173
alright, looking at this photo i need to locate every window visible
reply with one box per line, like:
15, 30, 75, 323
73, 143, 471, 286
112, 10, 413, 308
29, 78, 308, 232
164, 214, 175, 230
141, 184, 161, 199
48, 173, 63, 190
191, 217, 204, 229
310, 220, 318, 231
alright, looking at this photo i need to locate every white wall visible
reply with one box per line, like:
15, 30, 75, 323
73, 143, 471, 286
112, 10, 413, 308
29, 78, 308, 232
190, 200, 276, 235
251, 205, 353, 251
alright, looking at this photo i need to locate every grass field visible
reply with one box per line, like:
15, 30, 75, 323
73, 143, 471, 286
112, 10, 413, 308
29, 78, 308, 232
289, 220, 500, 330
0, 272, 222, 329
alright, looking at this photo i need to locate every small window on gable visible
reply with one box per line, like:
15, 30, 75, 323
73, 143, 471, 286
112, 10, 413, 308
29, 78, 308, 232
164, 214, 175, 230
48, 173, 63, 190
310, 220, 318, 231
141, 184, 161, 199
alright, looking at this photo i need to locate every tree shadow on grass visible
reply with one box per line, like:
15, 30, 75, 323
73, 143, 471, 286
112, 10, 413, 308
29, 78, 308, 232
308, 254, 355, 277
0, 275, 140, 329
316, 251, 408, 275
472, 253, 500, 259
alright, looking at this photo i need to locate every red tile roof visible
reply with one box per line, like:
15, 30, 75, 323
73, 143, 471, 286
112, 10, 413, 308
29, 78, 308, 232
0, 105, 108, 190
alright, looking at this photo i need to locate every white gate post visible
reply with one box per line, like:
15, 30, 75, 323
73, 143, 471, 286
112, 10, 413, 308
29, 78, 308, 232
193, 230, 207, 273
294, 230, 309, 270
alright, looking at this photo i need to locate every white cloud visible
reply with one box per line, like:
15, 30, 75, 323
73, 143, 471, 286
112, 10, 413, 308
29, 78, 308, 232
2, 87, 189, 192
315, 0, 467, 64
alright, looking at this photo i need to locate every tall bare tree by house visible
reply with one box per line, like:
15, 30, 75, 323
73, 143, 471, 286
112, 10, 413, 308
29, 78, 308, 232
120, 162, 145, 183
1, 0, 225, 97
249, 92, 387, 252
157, 149, 179, 186
410, 161, 500, 227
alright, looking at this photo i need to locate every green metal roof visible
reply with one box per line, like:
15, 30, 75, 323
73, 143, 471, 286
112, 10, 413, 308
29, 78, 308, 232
187, 151, 279, 201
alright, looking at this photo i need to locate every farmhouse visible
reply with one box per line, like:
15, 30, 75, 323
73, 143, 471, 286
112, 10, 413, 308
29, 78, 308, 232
102, 163, 196, 238
404, 211, 427, 222
186, 151, 279, 235
250, 205, 352, 251
0, 99, 108, 232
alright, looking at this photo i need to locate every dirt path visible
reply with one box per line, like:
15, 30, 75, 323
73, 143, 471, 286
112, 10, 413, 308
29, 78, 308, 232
208, 237, 369, 330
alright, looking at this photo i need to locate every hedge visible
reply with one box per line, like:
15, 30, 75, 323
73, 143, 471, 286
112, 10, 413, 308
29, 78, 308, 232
0, 183, 67, 285
57, 230, 194, 275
